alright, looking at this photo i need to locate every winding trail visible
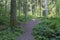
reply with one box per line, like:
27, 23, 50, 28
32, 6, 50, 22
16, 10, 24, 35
16, 19, 40, 40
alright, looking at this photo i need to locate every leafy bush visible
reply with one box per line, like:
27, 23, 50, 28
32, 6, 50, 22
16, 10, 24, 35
33, 17, 60, 40
0, 16, 24, 40
0, 16, 10, 30
0, 25, 23, 40
17, 15, 36, 23
17, 15, 26, 23
0, 16, 9, 25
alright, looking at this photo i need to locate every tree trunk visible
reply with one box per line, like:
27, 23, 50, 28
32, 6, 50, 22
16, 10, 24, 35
10, 0, 16, 30
31, 0, 36, 15
18, 0, 21, 16
4, 0, 7, 16
45, 0, 48, 17
23, 0, 27, 21
39, 0, 42, 17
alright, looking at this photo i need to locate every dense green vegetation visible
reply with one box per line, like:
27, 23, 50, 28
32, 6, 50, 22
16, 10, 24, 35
17, 15, 37, 23
0, 0, 60, 40
0, 16, 24, 40
0, 26, 23, 40
33, 16, 60, 40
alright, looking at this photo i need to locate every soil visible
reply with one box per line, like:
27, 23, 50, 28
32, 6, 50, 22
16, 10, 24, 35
16, 19, 40, 40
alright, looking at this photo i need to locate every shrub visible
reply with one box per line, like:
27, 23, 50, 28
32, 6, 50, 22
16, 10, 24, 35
17, 15, 36, 23
0, 25, 23, 40
0, 16, 10, 30
0, 16, 24, 40
33, 17, 60, 40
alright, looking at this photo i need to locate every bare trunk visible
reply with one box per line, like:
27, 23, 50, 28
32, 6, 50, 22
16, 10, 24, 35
45, 0, 48, 16
40, 0, 42, 17
4, 0, 7, 16
18, 0, 21, 16
23, 0, 27, 21
10, 0, 16, 30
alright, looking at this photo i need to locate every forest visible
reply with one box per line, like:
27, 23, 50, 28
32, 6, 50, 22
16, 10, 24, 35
0, 0, 60, 40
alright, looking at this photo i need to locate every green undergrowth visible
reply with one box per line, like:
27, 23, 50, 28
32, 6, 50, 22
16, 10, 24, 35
33, 16, 60, 40
0, 26, 23, 40
0, 16, 10, 26
0, 16, 10, 30
0, 16, 24, 40
17, 15, 37, 23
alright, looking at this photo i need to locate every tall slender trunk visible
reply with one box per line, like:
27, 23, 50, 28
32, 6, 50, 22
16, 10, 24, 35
0, 0, 3, 16
45, 0, 48, 17
4, 0, 7, 16
10, 0, 16, 30
55, 0, 59, 16
23, 0, 27, 21
30, 0, 32, 14
18, 0, 21, 16
32, 0, 35, 15
40, 0, 42, 17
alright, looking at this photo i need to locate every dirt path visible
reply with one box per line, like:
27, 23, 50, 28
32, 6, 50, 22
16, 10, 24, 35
16, 19, 40, 40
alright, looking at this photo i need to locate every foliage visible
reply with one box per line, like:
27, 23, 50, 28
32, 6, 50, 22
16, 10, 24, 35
0, 15, 24, 40
0, 16, 9, 25
17, 15, 36, 23
0, 16, 10, 30
33, 16, 60, 40
0, 25, 23, 40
